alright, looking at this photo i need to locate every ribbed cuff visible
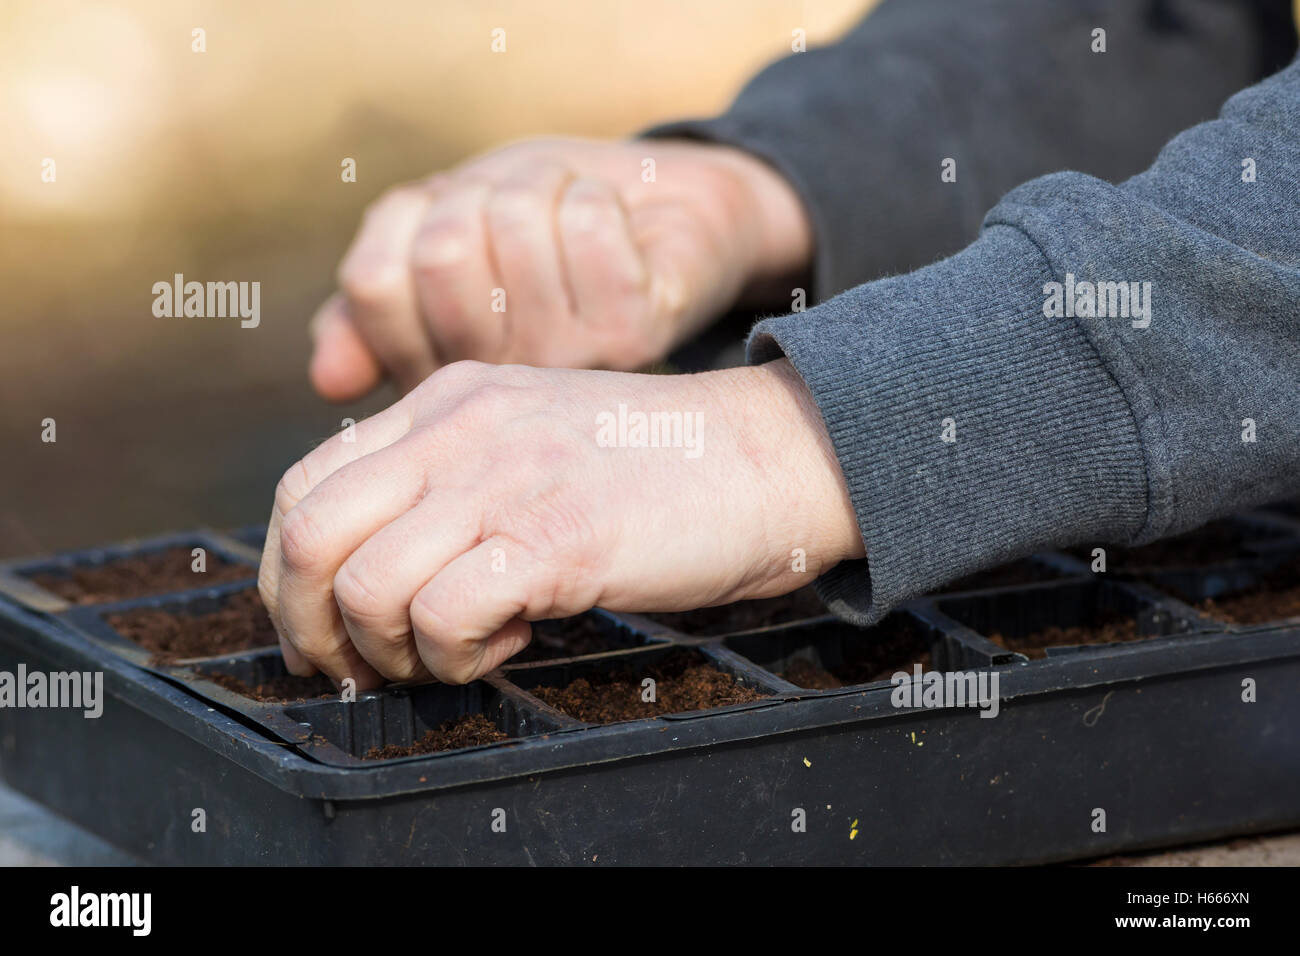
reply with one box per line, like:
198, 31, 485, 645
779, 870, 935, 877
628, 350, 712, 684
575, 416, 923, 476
747, 224, 1149, 625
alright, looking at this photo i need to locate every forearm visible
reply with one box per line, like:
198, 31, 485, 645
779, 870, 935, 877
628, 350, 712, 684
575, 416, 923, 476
645, 0, 1292, 302
752, 52, 1300, 624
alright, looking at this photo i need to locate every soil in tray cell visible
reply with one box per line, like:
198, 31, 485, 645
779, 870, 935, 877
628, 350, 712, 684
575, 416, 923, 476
779, 621, 932, 689
364, 714, 508, 759
986, 611, 1140, 660
28, 546, 253, 604
511, 616, 623, 663
106, 589, 277, 664
204, 671, 336, 702
530, 649, 763, 723
643, 586, 826, 636
1197, 563, 1300, 625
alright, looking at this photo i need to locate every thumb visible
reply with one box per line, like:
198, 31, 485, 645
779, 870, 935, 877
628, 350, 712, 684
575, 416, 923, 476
308, 294, 384, 402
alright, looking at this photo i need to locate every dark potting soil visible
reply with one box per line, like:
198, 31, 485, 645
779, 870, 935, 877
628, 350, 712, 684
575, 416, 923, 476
106, 588, 277, 664
204, 671, 336, 702
780, 621, 932, 688
935, 561, 1054, 594
28, 546, 253, 604
364, 713, 508, 759
644, 586, 826, 636
987, 612, 1140, 660
1198, 583, 1300, 626
511, 616, 622, 663
781, 658, 845, 689
1067, 520, 1258, 569
530, 650, 764, 723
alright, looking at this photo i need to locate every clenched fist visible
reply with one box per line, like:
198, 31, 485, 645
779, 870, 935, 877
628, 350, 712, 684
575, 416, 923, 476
261, 359, 860, 686
309, 138, 812, 399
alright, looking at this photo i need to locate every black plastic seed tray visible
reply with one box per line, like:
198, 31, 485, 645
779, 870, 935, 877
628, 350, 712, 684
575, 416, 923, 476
0, 511, 1298, 865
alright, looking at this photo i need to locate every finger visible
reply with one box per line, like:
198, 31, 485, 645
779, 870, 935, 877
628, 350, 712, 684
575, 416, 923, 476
277, 633, 315, 677
483, 163, 578, 363
337, 185, 440, 392
409, 536, 556, 683
308, 294, 384, 402
333, 495, 484, 682
556, 177, 648, 329
410, 182, 509, 363
274, 436, 438, 686
258, 401, 415, 672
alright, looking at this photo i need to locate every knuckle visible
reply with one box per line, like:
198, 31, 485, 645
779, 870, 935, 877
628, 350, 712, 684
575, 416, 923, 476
337, 258, 407, 309
463, 381, 515, 415
364, 184, 421, 218
409, 591, 458, 643
373, 653, 423, 684
487, 182, 547, 227
374, 627, 418, 656
441, 379, 527, 432
411, 217, 477, 274
292, 635, 333, 664
441, 357, 490, 383
560, 184, 616, 232
274, 460, 312, 514
409, 599, 477, 685
497, 502, 597, 596
332, 561, 387, 624
278, 506, 329, 577
417, 358, 489, 398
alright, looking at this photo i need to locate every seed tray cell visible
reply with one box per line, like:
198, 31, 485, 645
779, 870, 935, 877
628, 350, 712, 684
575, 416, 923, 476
58, 581, 277, 668
721, 610, 1005, 694
501, 644, 784, 724
283, 678, 579, 766
932, 578, 1212, 660
507, 611, 669, 663
0, 530, 259, 613
1, 514, 1298, 864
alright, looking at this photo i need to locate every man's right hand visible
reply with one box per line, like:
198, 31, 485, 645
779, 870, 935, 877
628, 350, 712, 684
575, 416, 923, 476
308, 137, 812, 400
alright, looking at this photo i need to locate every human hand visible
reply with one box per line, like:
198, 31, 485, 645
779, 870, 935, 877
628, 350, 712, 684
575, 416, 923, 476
308, 137, 812, 399
260, 358, 859, 686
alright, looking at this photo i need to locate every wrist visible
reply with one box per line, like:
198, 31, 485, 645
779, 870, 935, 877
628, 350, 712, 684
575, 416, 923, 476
693, 143, 814, 299
707, 358, 864, 594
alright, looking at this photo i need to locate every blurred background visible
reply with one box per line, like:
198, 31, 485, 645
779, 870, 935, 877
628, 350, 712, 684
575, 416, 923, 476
0, 0, 871, 559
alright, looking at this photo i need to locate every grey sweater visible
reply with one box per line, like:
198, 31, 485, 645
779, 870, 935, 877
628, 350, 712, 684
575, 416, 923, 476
652, 1, 1300, 624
